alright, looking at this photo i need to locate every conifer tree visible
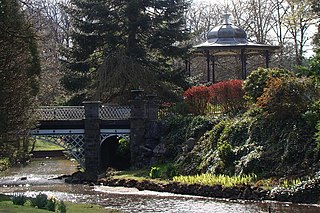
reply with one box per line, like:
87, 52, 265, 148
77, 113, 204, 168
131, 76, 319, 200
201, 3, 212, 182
62, 0, 191, 104
0, 0, 41, 152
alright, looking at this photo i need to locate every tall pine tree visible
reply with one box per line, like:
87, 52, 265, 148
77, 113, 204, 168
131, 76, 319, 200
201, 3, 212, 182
62, 0, 191, 104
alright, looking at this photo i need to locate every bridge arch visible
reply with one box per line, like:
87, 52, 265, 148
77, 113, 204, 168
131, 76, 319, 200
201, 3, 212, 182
100, 134, 130, 170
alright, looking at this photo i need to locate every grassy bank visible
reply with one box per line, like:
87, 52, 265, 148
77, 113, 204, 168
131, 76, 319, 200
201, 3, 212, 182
30, 139, 64, 151
0, 194, 119, 213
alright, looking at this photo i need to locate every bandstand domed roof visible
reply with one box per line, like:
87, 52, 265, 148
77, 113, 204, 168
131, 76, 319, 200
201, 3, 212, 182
207, 14, 247, 44
194, 13, 278, 53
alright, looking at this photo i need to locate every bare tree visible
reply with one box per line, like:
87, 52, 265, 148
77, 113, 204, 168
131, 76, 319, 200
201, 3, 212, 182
283, 0, 317, 65
19, 0, 71, 105
186, 1, 222, 44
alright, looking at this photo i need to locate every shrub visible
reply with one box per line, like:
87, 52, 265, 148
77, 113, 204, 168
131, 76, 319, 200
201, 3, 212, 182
11, 194, 27, 206
243, 68, 294, 102
208, 79, 245, 113
217, 142, 234, 165
183, 85, 210, 115
45, 197, 57, 211
30, 193, 48, 209
149, 166, 161, 179
159, 101, 189, 117
163, 163, 178, 179
256, 77, 318, 119
56, 201, 67, 213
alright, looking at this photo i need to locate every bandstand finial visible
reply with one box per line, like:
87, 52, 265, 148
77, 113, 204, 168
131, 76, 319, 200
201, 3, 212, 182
222, 12, 231, 25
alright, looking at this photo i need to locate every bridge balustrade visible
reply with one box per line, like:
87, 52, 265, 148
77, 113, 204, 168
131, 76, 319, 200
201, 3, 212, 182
36, 105, 131, 121
99, 105, 131, 120
36, 106, 85, 120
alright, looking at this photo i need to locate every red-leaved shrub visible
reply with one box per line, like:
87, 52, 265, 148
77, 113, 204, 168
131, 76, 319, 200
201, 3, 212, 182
208, 80, 245, 113
183, 86, 210, 115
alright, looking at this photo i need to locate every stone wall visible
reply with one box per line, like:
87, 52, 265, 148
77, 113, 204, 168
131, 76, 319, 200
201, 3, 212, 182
129, 90, 161, 168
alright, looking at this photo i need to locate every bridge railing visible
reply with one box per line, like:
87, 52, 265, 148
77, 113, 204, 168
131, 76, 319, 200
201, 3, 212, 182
36, 105, 131, 121
36, 106, 85, 120
100, 105, 131, 120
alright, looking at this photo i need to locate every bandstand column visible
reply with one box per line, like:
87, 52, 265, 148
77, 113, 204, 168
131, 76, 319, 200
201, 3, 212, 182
265, 50, 270, 68
240, 49, 247, 79
206, 50, 211, 82
211, 55, 215, 83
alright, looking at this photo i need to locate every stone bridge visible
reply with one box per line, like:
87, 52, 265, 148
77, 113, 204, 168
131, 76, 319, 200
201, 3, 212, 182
30, 91, 159, 174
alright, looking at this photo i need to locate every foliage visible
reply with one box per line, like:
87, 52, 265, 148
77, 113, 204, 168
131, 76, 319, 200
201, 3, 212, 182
149, 166, 161, 179
0, 0, 40, 159
160, 115, 217, 161
256, 77, 318, 119
149, 163, 178, 179
298, 48, 320, 81
62, 0, 191, 103
0, 158, 9, 172
173, 173, 256, 187
303, 100, 320, 129
56, 201, 67, 213
159, 101, 189, 117
1, 193, 117, 213
45, 197, 57, 212
176, 88, 320, 178
183, 85, 210, 115
208, 80, 245, 113
116, 137, 130, 156
12, 195, 27, 206
30, 193, 48, 209
243, 68, 294, 102
217, 142, 234, 166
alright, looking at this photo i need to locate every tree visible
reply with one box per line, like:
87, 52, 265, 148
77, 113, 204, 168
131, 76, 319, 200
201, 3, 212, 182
62, 0, 191, 104
283, 0, 317, 65
185, 1, 222, 44
0, 0, 41, 154
20, 0, 71, 105
311, 0, 320, 47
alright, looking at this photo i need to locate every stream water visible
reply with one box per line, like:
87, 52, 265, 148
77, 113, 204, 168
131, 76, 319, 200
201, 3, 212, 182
1, 157, 320, 212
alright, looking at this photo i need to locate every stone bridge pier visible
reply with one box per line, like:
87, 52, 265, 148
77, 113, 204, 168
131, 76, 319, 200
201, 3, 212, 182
84, 90, 160, 174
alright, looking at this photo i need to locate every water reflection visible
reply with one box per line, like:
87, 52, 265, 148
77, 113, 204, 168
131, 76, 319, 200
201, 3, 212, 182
1, 158, 320, 213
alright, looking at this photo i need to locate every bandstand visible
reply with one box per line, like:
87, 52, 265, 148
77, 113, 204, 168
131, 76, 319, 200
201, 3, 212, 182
188, 13, 279, 83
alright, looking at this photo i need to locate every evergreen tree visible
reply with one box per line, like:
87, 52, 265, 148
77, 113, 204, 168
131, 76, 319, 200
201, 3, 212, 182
62, 0, 191, 104
0, 0, 41, 153
311, 0, 320, 47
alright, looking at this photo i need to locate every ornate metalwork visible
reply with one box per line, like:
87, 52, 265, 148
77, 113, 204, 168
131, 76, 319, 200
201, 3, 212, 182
36, 106, 85, 120
99, 105, 131, 120
32, 134, 85, 167
36, 105, 130, 121
101, 134, 130, 144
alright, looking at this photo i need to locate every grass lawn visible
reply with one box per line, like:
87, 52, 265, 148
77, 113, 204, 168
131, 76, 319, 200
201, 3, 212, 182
30, 139, 64, 151
0, 194, 119, 213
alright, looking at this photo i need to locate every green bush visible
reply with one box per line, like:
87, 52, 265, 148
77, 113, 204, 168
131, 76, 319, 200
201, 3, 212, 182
217, 142, 234, 164
163, 163, 178, 179
56, 200, 67, 213
149, 166, 161, 179
11, 194, 27, 206
256, 77, 318, 119
243, 68, 294, 102
45, 197, 56, 211
31, 193, 48, 209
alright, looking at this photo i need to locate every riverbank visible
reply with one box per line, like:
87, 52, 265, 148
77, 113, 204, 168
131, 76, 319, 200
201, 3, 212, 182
65, 171, 320, 205
0, 194, 119, 213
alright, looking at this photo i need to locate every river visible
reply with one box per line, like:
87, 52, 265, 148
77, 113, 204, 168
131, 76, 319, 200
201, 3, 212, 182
1, 157, 320, 212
